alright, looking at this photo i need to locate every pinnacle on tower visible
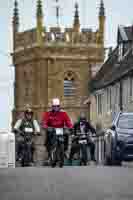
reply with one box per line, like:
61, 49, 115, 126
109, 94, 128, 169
97, 0, 105, 45
36, 0, 43, 18
73, 2, 80, 32
99, 0, 105, 17
13, 0, 19, 32
36, 0, 44, 46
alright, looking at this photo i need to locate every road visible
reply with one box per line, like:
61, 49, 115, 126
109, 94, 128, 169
0, 166, 133, 200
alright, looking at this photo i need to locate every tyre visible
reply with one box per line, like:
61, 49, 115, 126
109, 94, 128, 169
50, 147, 57, 167
111, 150, 122, 166
59, 161, 63, 168
80, 144, 87, 165
57, 142, 64, 167
51, 161, 56, 168
104, 155, 112, 166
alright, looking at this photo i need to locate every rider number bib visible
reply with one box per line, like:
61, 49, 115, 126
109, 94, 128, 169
55, 128, 63, 135
24, 127, 33, 133
79, 140, 87, 144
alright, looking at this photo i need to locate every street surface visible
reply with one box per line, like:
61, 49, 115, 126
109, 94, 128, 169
0, 165, 133, 200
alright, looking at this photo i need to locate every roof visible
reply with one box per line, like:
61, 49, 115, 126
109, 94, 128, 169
91, 47, 133, 91
90, 25, 133, 92
124, 26, 133, 41
118, 25, 133, 42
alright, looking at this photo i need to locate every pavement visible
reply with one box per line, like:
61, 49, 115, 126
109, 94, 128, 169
0, 165, 133, 200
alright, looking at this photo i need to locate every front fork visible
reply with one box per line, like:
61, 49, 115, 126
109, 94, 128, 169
50, 138, 64, 166
80, 144, 88, 165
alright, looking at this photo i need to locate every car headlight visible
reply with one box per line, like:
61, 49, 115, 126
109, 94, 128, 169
118, 133, 129, 138
117, 133, 130, 142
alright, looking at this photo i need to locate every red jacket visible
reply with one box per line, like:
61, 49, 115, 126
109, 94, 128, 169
41, 110, 73, 129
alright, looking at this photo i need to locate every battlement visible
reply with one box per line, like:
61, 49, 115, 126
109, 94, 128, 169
13, 0, 105, 52
14, 26, 100, 51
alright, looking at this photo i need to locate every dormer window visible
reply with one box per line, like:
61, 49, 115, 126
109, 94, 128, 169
118, 43, 123, 61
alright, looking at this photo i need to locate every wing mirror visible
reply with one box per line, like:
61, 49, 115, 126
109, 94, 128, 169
110, 125, 116, 131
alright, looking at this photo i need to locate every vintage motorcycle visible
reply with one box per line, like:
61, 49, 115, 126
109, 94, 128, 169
71, 130, 95, 166
48, 128, 67, 168
17, 127, 34, 167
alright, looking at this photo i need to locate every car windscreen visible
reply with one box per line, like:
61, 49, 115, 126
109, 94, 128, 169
117, 115, 133, 129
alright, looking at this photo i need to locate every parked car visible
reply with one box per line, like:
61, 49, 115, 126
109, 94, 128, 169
104, 112, 133, 166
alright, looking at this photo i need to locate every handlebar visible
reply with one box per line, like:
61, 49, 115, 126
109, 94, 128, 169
14, 129, 40, 136
43, 127, 73, 133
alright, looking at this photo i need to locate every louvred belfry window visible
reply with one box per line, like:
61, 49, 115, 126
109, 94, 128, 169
64, 71, 75, 97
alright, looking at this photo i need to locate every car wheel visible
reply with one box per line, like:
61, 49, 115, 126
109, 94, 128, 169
110, 148, 122, 166
104, 141, 112, 166
104, 155, 112, 166
114, 160, 122, 166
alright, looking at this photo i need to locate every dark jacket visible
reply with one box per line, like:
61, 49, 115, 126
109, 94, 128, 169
73, 121, 96, 135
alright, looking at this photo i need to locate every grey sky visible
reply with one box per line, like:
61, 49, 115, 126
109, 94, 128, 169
0, 0, 133, 130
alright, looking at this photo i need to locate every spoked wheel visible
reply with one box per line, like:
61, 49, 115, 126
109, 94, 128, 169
50, 146, 57, 168
80, 144, 88, 166
21, 152, 31, 167
59, 161, 63, 168
57, 143, 64, 168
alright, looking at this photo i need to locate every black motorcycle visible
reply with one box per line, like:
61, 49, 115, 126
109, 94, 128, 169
48, 128, 67, 168
71, 131, 90, 166
78, 131, 89, 165
18, 128, 34, 167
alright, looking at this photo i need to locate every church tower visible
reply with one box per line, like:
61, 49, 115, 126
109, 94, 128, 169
12, 0, 105, 124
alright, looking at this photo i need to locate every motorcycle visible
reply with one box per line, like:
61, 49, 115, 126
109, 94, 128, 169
71, 130, 95, 166
77, 131, 88, 166
18, 127, 34, 167
48, 128, 66, 168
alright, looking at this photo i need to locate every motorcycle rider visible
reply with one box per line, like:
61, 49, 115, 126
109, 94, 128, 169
13, 106, 40, 165
41, 98, 73, 164
69, 113, 96, 163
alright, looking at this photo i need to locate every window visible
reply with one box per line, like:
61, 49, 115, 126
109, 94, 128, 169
106, 87, 112, 111
107, 88, 110, 108
64, 71, 75, 97
118, 43, 123, 61
109, 88, 112, 110
130, 77, 133, 99
64, 79, 75, 96
97, 94, 102, 115
25, 87, 29, 96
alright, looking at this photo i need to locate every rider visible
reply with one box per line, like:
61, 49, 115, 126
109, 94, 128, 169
69, 113, 96, 163
13, 105, 40, 164
41, 98, 73, 160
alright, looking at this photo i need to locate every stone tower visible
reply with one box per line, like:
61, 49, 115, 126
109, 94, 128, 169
12, 0, 105, 125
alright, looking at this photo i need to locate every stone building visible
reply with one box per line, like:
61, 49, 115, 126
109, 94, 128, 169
90, 25, 133, 129
12, 0, 105, 125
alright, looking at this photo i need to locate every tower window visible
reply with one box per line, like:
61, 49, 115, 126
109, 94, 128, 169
64, 71, 75, 97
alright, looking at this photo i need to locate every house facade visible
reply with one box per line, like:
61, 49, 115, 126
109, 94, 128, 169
90, 25, 133, 129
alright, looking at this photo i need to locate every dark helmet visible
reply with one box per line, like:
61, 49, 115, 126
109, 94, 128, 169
79, 112, 86, 122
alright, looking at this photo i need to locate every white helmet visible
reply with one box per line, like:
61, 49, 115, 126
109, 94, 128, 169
52, 98, 60, 106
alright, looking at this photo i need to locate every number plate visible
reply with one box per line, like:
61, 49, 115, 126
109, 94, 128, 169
55, 128, 63, 135
79, 140, 87, 144
24, 128, 33, 133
